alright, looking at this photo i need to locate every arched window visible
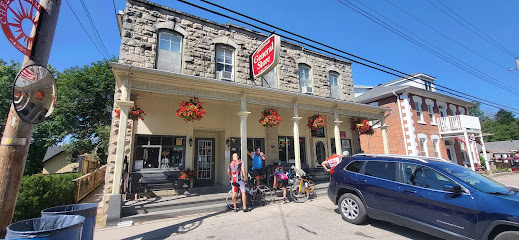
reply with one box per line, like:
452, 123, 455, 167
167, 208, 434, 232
329, 71, 340, 99
157, 30, 183, 73
299, 64, 312, 93
215, 44, 234, 81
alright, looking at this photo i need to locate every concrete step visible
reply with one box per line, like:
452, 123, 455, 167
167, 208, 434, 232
120, 202, 229, 223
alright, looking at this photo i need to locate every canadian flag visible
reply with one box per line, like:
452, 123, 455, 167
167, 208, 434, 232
20, 68, 37, 82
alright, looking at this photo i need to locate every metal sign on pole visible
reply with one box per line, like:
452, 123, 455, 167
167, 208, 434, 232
0, 0, 61, 236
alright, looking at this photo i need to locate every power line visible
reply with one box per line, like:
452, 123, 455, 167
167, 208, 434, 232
384, 0, 519, 78
176, 0, 519, 114
65, 0, 108, 59
427, 0, 518, 58
112, 0, 117, 15
78, 0, 111, 58
337, 0, 519, 95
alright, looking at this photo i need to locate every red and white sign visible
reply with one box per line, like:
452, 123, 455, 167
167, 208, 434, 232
251, 34, 280, 79
1, 0, 42, 57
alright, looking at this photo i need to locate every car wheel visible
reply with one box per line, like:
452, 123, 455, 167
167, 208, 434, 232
494, 231, 519, 240
338, 193, 367, 224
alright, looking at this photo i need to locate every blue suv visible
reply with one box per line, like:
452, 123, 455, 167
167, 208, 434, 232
328, 154, 519, 240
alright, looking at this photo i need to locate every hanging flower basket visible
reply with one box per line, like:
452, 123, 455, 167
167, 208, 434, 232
114, 104, 146, 121
259, 109, 281, 127
34, 90, 43, 100
351, 117, 374, 135
178, 168, 196, 180
307, 114, 326, 129
175, 97, 206, 122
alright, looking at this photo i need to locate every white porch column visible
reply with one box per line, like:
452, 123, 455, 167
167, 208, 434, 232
479, 134, 490, 171
112, 100, 134, 194
293, 117, 302, 171
237, 92, 250, 171
463, 131, 476, 171
333, 109, 342, 155
380, 117, 390, 154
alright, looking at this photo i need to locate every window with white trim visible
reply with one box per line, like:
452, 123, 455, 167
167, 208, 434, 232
329, 71, 340, 99
427, 104, 435, 124
215, 44, 234, 80
299, 64, 312, 89
458, 107, 466, 115
424, 80, 432, 91
419, 138, 427, 156
157, 31, 183, 73
415, 102, 424, 122
438, 105, 447, 118
432, 139, 439, 157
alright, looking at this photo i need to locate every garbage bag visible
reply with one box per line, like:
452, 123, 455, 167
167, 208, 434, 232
6, 215, 85, 240
41, 203, 98, 240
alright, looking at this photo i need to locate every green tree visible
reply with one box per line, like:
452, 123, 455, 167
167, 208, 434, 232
0, 59, 20, 133
495, 109, 515, 125
468, 101, 485, 119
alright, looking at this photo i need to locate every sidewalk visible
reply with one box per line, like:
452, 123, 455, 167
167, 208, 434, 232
79, 183, 106, 229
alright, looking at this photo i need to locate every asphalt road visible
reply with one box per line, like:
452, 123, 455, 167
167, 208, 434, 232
94, 173, 519, 240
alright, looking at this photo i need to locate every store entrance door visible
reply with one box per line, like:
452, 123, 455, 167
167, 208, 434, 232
313, 138, 327, 165
194, 138, 215, 186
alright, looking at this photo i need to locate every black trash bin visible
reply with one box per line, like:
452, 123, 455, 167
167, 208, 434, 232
6, 215, 85, 240
41, 203, 98, 240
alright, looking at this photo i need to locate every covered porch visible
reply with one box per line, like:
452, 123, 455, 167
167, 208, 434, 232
109, 62, 390, 196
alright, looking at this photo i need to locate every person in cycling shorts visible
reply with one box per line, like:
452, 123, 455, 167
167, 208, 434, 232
273, 171, 289, 203
247, 148, 266, 186
228, 153, 249, 212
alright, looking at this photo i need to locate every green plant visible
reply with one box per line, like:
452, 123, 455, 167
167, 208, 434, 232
13, 173, 80, 222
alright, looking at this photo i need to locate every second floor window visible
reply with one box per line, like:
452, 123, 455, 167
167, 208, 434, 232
157, 31, 183, 73
439, 106, 447, 118
427, 104, 435, 124
299, 64, 312, 91
432, 139, 439, 157
419, 138, 427, 156
329, 71, 340, 99
415, 102, 424, 122
216, 45, 234, 80
451, 108, 457, 116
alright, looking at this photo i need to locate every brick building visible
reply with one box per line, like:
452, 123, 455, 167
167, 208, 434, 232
355, 73, 489, 170
103, 0, 389, 223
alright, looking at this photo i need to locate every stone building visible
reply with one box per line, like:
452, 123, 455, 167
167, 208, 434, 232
103, 0, 389, 223
355, 73, 489, 171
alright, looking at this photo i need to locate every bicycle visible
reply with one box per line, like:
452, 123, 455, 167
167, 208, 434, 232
288, 167, 317, 203
226, 173, 274, 210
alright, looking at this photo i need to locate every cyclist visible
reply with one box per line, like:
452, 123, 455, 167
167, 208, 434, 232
247, 148, 266, 186
321, 151, 349, 174
228, 153, 249, 212
273, 170, 289, 203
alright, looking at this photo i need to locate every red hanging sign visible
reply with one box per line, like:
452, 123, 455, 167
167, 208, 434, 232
251, 34, 280, 79
1, 0, 42, 57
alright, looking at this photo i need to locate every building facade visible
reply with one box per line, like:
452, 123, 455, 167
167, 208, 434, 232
103, 0, 389, 217
355, 73, 489, 171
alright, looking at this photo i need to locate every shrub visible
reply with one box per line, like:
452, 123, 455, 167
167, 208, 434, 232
13, 173, 80, 222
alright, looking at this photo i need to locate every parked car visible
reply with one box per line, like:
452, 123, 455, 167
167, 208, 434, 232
328, 154, 519, 240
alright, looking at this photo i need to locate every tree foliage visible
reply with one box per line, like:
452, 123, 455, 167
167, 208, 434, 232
470, 102, 519, 142
0, 58, 115, 175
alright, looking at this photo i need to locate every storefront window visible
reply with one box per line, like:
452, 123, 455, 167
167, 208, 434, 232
331, 138, 352, 156
229, 138, 265, 168
133, 135, 185, 171
311, 128, 325, 137
278, 136, 306, 165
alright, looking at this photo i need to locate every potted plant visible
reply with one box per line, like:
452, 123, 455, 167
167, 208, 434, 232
259, 109, 281, 127
113, 104, 146, 121
307, 113, 326, 129
178, 169, 196, 196
175, 97, 206, 122
351, 117, 374, 135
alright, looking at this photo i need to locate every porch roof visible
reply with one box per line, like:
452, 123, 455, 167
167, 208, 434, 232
111, 63, 390, 120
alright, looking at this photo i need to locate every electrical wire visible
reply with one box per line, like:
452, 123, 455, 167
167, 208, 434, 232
427, 0, 518, 58
78, 0, 111, 58
112, 0, 117, 15
176, 0, 519, 114
337, 0, 519, 95
65, 0, 108, 59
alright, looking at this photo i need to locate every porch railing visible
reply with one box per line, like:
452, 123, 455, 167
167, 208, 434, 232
438, 115, 481, 134
73, 165, 106, 203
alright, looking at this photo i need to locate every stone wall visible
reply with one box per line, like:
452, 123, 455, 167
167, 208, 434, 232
119, 0, 354, 101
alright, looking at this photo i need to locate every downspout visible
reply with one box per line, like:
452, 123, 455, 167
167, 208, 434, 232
393, 91, 409, 155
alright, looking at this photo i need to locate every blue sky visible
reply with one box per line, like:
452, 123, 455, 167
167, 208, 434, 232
1, 0, 518, 116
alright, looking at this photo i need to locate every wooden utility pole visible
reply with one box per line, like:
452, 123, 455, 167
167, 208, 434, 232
0, 0, 61, 236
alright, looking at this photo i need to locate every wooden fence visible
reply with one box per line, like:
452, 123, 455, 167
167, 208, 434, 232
73, 165, 106, 203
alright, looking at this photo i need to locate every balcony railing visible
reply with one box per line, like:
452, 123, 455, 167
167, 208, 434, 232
438, 115, 481, 134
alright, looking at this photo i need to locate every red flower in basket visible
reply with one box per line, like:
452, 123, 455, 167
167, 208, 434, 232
259, 109, 281, 127
307, 114, 326, 129
179, 169, 196, 180
34, 90, 44, 100
176, 97, 205, 122
114, 104, 146, 121
351, 117, 374, 135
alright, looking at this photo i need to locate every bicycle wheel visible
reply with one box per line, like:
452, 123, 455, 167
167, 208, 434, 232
257, 185, 274, 204
226, 190, 242, 210
305, 179, 317, 199
289, 182, 309, 203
